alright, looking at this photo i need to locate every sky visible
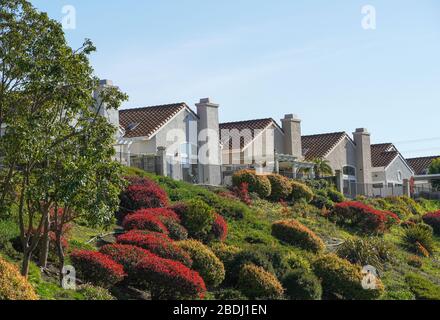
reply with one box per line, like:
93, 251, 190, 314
29, 0, 440, 158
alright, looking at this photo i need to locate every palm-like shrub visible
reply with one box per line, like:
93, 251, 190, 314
272, 219, 325, 253
312, 254, 384, 300
237, 264, 284, 299
290, 181, 314, 203
0, 257, 38, 300
117, 230, 193, 267
70, 250, 126, 288
403, 224, 435, 257
282, 270, 322, 300
267, 174, 293, 201
177, 240, 225, 288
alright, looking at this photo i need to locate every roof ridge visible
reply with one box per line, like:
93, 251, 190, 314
220, 117, 275, 126
120, 103, 186, 113
407, 155, 440, 160
302, 131, 346, 138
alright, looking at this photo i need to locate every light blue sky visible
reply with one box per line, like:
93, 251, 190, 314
30, 0, 440, 158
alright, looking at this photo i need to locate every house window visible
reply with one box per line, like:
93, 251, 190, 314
397, 171, 402, 182
343, 166, 356, 177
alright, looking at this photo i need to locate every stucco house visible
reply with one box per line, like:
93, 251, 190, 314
407, 155, 440, 190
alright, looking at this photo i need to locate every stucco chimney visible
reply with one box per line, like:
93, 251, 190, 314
93, 79, 120, 130
196, 98, 222, 185
353, 128, 373, 196
281, 114, 303, 159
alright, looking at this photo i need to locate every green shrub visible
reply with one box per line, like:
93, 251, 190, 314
272, 219, 325, 253
312, 254, 384, 300
291, 181, 314, 203
405, 273, 440, 300
177, 240, 225, 288
210, 243, 241, 269
179, 199, 216, 240
257, 246, 292, 279
400, 196, 424, 215
77, 284, 115, 300
228, 249, 275, 285
282, 270, 322, 300
267, 174, 292, 201
336, 238, 394, 270
326, 189, 345, 203
388, 205, 412, 220
237, 264, 284, 299
162, 218, 188, 241
403, 224, 435, 256
0, 257, 38, 300
232, 170, 272, 198
284, 251, 311, 272
311, 194, 334, 210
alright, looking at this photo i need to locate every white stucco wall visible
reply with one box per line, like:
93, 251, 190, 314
325, 137, 357, 174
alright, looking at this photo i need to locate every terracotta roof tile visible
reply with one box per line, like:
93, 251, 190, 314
407, 156, 440, 175
220, 118, 279, 150
371, 143, 399, 168
301, 132, 347, 161
119, 103, 188, 139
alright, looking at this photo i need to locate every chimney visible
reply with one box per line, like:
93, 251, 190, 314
196, 98, 222, 185
281, 114, 303, 159
353, 128, 373, 196
93, 79, 120, 130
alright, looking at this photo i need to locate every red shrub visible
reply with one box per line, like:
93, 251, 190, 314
211, 214, 228, 242
135, 254, 206, 299
70, 250, 126, 288
122, 213, 169, 234
329, 201, 400, 234
131, 208, 180, 222
119, 177, 169, 215
117, 231, 193, 267
233, 182, 252, 205
423, 211, 440, 235
100, 244, 152, 281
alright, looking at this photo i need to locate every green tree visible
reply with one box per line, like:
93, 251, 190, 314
429, 158, 440, 190
0, 0, 127, 276
312, 158, 333, 178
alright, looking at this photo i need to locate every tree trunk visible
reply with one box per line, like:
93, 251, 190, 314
21, 250, 32, 278
39, 215, 50, 268
56, 229, 65, 286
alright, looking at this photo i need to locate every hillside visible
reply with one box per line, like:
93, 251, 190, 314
1, 167, 440, 300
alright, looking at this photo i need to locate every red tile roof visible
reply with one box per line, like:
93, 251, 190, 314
301, 132, 347, 161
220, 118, 280, 150
119, 103, 190, 139
406, 156, 440, 175
370, 143, 399, 168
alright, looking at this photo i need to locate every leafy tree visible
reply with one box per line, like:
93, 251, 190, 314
312, 158, 333, 178
0, 0, 127, 276
429, 158, 440, 190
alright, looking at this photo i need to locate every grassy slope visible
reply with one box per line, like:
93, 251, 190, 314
1, 166, 440, 299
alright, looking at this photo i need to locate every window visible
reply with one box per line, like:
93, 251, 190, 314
343, 166, 356, 177
397, 171, 402, 182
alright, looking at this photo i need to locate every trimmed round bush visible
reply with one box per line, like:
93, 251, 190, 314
267, 174, 292, 201
284, 251, 311, 272
99, 244, 151, 281
329, 201, 400, 234
237, 264, 284, 299
131, 208, 180, 222
117, 230, 192, 267
423, 211, 440, 235
272, 219, 325, 253
282, 270, 322, 300
211, 214, 228, 242
119, 177, 169, 215
232, 170, 272, 198
178, 199, 216, 240
162, 218, 188, 241
228, 249, 275, 285
177, 240, 225, 288
312, 254, 384, 300
0, 257, 38, 300
291, 181, 314, 203
311, 194, 334, 210
122, 212, 169, 234
135, 254, 206, 299
210, 243, 241, 269
327, 189, 345, 203
70, 250, 126, 288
